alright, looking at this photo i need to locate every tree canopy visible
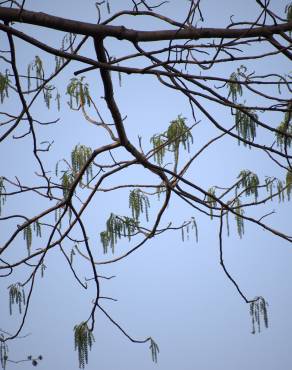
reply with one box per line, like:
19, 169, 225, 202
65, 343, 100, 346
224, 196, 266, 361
0, 0, 292, 369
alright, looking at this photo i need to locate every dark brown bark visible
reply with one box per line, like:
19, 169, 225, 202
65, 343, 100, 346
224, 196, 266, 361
0, 7, 292, 41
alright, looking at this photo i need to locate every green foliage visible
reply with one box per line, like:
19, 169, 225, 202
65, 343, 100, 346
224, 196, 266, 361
265, 176, 274, 199
70, 247, 76, 264
156, 184, 165, 200
43, 85, 54, 109
54, 206, 63, 230
235, 107, 258, 146
71, 144, 93, 183
0, 71, 9, 103
234, 199, 244, 238
149, 338, 159, 363
150, 134, 166, 166
67, 76, 91, 109
40, 262, 46, 278
227, 65, 246, 102
264, 176, 287, 202
129, 189, 150, 221
33, 220, 42, 238
100, 213, 138, 254
55, 91, 61, 111
27, 55, 44, 89
0, 177, 6, 215
225, 210, 230, 237
0, 336, 8, 370
181, 217, 198, 243
167, 115, 193, 153
206, 187, 217, 219
26, 56, 59, 109
237, 170, 260, 201
61, 32, 76, 53
150, 115, 193, 168
74, 322, 95, 369
277, 179, 285, 202
55, 55, 65, 73
286, 170, 292, 200
59, 144, 93, 199
249, 297, 269, 334
275, 102, 292, 149
8, 283, 25, 315
23, 221, 42, 256
61, 171, 75, 199
23, 224, 32, 256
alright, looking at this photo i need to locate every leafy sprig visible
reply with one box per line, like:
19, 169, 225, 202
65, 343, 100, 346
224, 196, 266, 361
74, 322, 95, 369
8, 283, 26, 315
100, 214, 138, 254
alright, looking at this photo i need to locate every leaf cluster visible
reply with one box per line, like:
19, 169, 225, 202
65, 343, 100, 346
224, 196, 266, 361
8, 283, 26, 315
235, 107, 258, 146
67, 77, 91, 109
23, 221, 42, 256
227, 65, 246, 102
0, 337, 8, 370
236, 170, 260, 201
149, 338, 159, 363
206, 187, 217, 219
286, 170, 292, 200
250, 297, 269, 334
275, 102, 292, 149
0, 177, 6, 215
181, 217, 198, 243
233, 199, 244, 238
27, 55, 44, 89
100, 213, 138, 254
58, 144, 93, 199
129, 189, 150, 222
150, 115, 193, 168
23, 224, 32, 256
0, 71, 9, 103
27, 55, 59, 109
71, 144, 93, 183
74, 322, 95, 369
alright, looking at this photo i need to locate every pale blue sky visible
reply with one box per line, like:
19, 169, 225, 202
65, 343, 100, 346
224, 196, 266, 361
1, 1, 292, 370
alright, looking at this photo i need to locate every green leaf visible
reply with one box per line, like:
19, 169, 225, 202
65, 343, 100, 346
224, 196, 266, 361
237, 170, 259, 201
71, 144, 93, 184
275, 101, 292, 149
206, 187, 216, 219
249, 297, 268, 334
227, 65, 246, 102
8, 283, 25, 315
234, 199, 244, 238
286, 170, 292, 200
0, 177, 6, 215
100, 214, 138, 254
150, 115, 193, 168
129, 189, 150, 221
235, 106, 258, 147
23, 224, 32, 256
0, 71, 10, 103
67, 77, 91, 109
74, 322, 95, 369
0, 336, 8, 370
149, 338, 159, 363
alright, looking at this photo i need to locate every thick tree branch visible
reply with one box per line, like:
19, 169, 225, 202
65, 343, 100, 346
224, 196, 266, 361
0, 7, 292, 41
